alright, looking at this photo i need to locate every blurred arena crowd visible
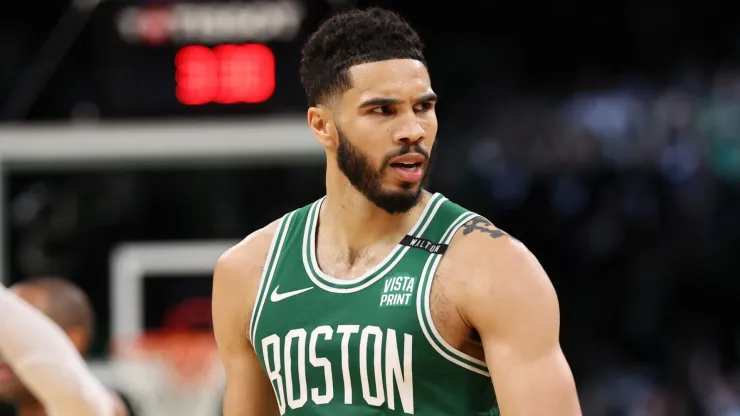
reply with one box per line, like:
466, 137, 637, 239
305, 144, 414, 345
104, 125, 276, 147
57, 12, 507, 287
434, 66, 740, 416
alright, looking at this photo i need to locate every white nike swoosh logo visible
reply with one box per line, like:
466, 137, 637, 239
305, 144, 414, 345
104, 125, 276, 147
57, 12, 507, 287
270, 285, 313, 302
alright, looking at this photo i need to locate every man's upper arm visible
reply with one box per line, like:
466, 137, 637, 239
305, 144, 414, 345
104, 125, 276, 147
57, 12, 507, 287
212, 222, 280, 416
13, 359, 117, 416
454, 221, 581, 415
0, 285, 117, 416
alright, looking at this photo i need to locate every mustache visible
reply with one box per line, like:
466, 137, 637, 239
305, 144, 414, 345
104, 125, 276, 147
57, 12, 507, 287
381, 143, 430, 167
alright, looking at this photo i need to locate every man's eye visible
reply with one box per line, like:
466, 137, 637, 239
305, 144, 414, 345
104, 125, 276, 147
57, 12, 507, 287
372, 105, 392, 115
414, 102, 433, 111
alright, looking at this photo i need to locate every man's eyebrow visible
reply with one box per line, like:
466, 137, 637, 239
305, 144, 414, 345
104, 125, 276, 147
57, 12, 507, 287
358, 97, 400, 108
358, 92, 438, 108
416, 92, 438, 103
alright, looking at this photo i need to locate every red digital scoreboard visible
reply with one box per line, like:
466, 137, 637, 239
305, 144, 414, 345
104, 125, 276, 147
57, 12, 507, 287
96, 0, 332, 117
175, 43, 276, 106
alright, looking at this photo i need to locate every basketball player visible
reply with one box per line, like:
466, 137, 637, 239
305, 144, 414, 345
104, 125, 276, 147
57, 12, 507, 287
212, 7, 581, 415
0, 277, 128, 416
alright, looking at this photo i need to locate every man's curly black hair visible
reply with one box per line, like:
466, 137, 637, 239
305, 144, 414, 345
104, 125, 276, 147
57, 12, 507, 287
300, 7, 426, 107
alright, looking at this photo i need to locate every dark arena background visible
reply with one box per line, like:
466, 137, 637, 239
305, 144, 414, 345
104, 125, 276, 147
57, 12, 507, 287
1, 0, 739, 415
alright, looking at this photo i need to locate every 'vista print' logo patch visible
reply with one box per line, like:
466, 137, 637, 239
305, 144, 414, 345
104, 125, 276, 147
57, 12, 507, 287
380, 275, 415, 307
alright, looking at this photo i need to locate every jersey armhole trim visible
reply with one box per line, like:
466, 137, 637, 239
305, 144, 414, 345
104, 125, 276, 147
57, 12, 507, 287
248, 211, 296, 346
416, 210, 491, 377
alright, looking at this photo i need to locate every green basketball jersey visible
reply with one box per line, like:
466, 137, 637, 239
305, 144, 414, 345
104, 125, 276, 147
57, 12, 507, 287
250, 193, 499, 415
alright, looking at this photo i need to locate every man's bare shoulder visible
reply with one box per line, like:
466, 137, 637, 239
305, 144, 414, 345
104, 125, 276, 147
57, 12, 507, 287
445, 215, 530, 274
213, 219, 280, 307
215, 219, 282, 283
442, 215, 558, 326
212, 219, 282, 342
440, 215, 552, 301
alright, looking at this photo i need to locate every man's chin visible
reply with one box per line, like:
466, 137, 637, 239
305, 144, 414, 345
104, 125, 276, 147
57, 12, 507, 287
366, 188, 423, 215
382, 178, 423, 191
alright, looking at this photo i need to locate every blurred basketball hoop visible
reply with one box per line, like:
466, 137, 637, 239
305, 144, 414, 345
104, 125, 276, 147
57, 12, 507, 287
112, 330, 224, 415
106, 241, 234, 415
112, 297, 223, 415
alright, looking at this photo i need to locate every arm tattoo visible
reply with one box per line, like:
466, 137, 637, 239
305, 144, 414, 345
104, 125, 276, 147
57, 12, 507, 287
461, 216, 507, 239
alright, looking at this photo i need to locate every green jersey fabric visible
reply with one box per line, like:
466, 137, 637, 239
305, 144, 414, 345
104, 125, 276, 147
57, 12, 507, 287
250, 193, 499, 415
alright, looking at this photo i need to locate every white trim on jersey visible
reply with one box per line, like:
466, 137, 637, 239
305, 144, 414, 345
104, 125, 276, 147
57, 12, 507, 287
415, 211, 491, 377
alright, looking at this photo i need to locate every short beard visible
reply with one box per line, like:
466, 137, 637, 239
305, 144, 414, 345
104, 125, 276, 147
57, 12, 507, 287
335, 126, 433, 214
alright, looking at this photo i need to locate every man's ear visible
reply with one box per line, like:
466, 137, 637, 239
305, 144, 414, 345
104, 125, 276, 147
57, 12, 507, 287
307, 106, 337, 148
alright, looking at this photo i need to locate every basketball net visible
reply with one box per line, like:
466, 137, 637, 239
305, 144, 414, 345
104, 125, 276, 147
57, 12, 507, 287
112, 331, 225, 416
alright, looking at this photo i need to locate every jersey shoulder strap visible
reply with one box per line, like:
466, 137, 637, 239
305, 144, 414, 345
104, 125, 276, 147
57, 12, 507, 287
400, 197, 481, 253
275, 198, 321, 254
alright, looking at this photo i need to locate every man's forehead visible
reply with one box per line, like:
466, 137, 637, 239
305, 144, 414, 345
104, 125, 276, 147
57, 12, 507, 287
346, 59, 431, 100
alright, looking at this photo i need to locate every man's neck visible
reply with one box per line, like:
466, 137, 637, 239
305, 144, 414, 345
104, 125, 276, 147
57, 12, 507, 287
321, 186, 431, 256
